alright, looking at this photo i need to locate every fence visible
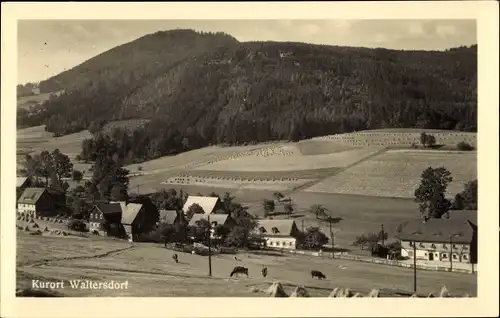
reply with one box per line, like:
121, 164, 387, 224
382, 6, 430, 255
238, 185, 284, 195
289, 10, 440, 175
273, 247, 476, 274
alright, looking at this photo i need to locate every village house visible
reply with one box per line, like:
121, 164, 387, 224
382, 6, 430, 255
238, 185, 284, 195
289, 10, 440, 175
255, 219, 301, 250
16, 177, 31, 200
17, 187, 56, 218
398, 211, 477, 265
158, 209, 187, 226
88, 203, 122, 236
279, 51, 294, 58
182, 195, 224, 215
188, 213, 235, 239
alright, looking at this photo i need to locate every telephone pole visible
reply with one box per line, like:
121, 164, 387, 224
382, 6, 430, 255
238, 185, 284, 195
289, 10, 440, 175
380, 224, 385, 246
413, 240, 417, 293
449, 235, 453, 272
208, 214, 212, 277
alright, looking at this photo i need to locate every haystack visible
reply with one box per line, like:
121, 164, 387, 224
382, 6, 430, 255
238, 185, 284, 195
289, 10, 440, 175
427, 293, 435, 298
24, 225, 30, 232
58, 219, 64, 224
32, 223, 39, 228
328, 287, 341, 298
410, 293, 418, 298
43, 226, 49, 232
352, 292, 363, 297
367, 289, 380, 298
338, 288, 352, 298
265, 281, 288, 297
17, 216, 21, 221
439, 286, 451, 297
290, 286, 309, 297
29, 218, 35, 223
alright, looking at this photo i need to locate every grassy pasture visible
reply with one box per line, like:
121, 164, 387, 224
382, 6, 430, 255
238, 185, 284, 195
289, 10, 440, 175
16, 233, 476, 297
295, 140, 361, 155
304, 149, 477, 199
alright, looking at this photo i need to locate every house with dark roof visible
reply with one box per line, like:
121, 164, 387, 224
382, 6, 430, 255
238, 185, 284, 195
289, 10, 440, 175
17, 187, 55, 218
254, 219, 301, 250
88, 203, 123, 236
398, 211, 477, 264
182, 196, 223, 215
158, 210, 186, 226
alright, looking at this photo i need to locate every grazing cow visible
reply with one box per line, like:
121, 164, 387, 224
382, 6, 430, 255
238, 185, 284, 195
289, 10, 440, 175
311, 270, 326, 280
172, 254, 179, 263
230, 266, 249, 277
261, 267, 268, 278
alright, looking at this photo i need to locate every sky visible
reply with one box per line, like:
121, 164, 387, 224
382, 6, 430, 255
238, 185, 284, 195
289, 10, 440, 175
17, 19, 477, 84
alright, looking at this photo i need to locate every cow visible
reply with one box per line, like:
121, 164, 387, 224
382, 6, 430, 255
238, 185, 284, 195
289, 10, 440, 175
311, 270, 326, 279
172, 254, 179, 263
230, 266, 249, 278
261, 267, 268, 278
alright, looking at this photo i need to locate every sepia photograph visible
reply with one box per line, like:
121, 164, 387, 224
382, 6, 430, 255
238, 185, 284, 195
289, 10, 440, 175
1, 2, 499, 318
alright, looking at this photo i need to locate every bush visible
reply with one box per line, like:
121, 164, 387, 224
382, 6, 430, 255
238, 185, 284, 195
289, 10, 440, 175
67, 219, 88, 232
457, 141, 474, 151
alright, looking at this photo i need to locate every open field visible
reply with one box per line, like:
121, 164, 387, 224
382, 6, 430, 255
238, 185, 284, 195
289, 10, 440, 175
304, 149, 477, 199
247, 192, 419, 248
16, 232, 476, 297
295, 140, 362, 155
17, 92, 56, 110
315, 129, 477, 148
195, 148, 380, 172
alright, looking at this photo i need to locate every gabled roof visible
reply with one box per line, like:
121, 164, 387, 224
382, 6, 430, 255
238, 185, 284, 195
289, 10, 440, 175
182, 196, 220, 214
93, 203, 122, 214
121, 203, 143, 225
255, 219, 297, 237
16, 177, 29, 188
17, 188, 46, 204
398, 217, 475, 244
188, 214, 229, 227
159, 210, 180, 224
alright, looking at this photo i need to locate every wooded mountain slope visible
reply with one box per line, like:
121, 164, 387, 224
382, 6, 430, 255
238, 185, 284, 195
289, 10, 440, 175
18, 29, 477, 161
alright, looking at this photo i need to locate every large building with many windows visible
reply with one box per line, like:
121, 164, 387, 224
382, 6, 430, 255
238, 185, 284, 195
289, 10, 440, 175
398, 210, 477, 265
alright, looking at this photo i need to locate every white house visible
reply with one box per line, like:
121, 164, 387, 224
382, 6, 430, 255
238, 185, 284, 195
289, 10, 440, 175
398, 211, 477, 265
254, 219, 301, 250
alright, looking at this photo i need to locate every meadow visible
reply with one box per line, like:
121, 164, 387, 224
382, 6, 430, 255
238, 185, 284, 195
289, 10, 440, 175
16, 232, 476, 297
304, 149, 477, 199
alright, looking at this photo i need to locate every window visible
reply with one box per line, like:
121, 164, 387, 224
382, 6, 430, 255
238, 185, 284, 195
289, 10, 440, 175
419, 243, 425, 248
424, 252, 428, 256
452, 244, 457, 249
442, 244, 448, 249
259, 227, 267, 234
272, 227, 280, 234
463, 246, 468, 251
409, 241, 414, 247
441, 253, 448, 259
452, 254, 458, 260
431, 244, 436, 248
462, 254, 469, 260
100, 214, 103, 220
289, 242, 293, 246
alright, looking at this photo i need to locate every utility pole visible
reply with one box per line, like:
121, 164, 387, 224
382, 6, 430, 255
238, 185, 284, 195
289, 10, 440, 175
208, 214, 212, 277
449, 235, 453, 272
413, 240, 417, 293
137, 184, 140, 195
380, 224, 385, 246
301, 219, 304, 232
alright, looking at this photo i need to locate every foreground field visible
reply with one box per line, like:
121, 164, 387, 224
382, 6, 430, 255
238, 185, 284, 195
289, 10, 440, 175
304, 149, 477, 199
16, 233, 476, 297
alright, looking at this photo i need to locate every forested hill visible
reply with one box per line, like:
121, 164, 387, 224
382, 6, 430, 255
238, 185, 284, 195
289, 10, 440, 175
18, 29, 477, 161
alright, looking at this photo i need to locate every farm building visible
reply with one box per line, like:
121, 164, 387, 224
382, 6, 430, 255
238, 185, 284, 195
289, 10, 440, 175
182, 195, 224, 215
398, 211, 477, 265
16, 177, 31, 190
158, 210, 187, 226
254, 219, 301, 250
88, 203, 123, 236
17, 187, 56, 218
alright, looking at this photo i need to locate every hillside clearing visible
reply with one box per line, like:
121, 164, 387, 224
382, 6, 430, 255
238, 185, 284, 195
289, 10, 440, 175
304, 150, 477, 199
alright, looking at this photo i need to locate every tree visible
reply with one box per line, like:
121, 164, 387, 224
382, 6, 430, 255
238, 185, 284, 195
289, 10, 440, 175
453, 179, 477, 210
414, 166, 453, 219
273, 192, 285, 201
352, 233, 380, 250
262, 199, 275, 216
52, 149, 73, 181
420, 132, 436, 148
72, 170, 83, 182
298, 227, 329, 250
457, 141, 474, 151
310, 204, 328, 220
185, 203, 204, 221
226, 205, 257, 248
111, 184, 129, 201
284, 203, 294, 217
